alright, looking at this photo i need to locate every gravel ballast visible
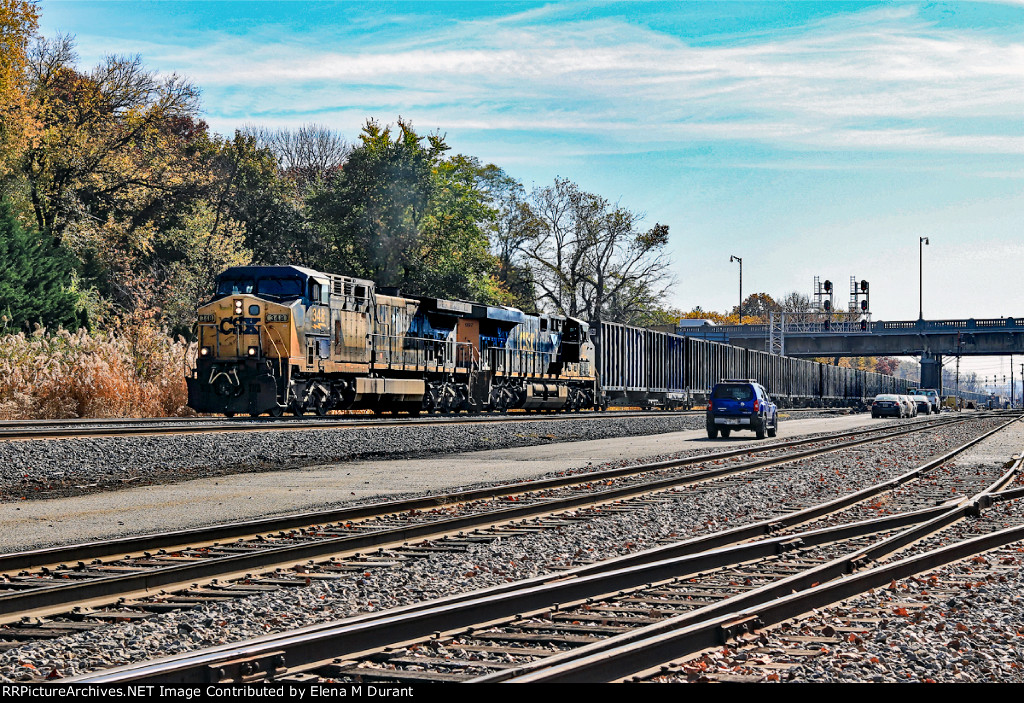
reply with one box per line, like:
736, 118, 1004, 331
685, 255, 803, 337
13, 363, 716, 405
0, 414, 1017, 682
0, 414, 713, 502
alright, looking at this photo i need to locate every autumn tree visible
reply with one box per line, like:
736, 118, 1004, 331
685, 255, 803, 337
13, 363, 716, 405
415, 154, 504, 301
481, 166, 538, 311
679, 307, 733, 325
204, 132, 308, 267
248, 123, 350, 188
22, 37, 204, 243
875, 357, 899, 375
730, 292, 779, 323
0, 0, 38, 183
11, 38, 275, 328
155, 202, 251, 335
512, 178, 671, 327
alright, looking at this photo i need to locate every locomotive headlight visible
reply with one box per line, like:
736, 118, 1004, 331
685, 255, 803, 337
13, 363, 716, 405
200, 346, 211, 357
247, 346, 259, 357
234, 299, 243, 315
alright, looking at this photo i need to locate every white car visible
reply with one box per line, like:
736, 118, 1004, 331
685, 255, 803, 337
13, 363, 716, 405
897, 395, 917, 417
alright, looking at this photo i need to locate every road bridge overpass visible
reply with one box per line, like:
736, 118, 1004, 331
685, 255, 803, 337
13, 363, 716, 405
684, 316, 1024, 393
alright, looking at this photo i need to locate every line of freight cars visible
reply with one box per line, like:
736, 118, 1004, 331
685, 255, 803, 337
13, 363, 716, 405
595, 320, 912, 409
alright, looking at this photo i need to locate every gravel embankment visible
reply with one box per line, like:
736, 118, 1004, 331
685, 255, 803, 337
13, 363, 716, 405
0, 416, 1014, 682
0, 414, 711, 502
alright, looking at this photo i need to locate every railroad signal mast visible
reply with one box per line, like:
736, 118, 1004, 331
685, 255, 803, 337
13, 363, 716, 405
769, 276, 871, 355
849, 276, 869, 314
850, 277, 870, 331
812, 276, 834, 314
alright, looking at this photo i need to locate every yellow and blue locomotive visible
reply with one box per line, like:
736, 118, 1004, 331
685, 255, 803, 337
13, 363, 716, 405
187, 265, 598, 416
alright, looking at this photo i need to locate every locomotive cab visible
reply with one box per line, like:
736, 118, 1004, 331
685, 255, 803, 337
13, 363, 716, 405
189, 266, 334, 416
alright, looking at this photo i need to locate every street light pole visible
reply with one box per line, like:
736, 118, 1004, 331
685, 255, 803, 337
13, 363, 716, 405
730, 255, 743, 324
919, 236, 929, 320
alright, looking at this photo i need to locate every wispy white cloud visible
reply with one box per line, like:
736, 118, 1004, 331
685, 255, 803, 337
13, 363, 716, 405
65, 4, 1024, 157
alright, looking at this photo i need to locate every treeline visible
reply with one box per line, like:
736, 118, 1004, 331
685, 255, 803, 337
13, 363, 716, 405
0, 1, 672, 342
0, 1, 672, 417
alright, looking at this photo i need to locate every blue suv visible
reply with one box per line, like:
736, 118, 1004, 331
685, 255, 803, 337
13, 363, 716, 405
706, 379, 779, 440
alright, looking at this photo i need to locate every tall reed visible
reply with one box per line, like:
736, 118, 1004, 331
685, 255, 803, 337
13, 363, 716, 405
0, 325, 194, 419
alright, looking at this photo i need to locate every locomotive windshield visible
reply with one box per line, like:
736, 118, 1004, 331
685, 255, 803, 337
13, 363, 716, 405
216, 276, 305, 300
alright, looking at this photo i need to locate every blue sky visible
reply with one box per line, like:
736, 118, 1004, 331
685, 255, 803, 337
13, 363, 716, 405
38, 1, 1024, 379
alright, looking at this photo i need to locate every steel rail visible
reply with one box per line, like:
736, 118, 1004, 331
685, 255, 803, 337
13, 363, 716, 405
0, 407, 988, 442
64, 416, 1018, 684
0, 414, 961, 573
0, 417, 972, 623
492, 430, 1024, 682
0, 406, 862, 430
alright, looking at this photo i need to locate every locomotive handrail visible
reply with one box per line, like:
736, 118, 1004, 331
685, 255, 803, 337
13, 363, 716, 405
265, 324, 287, 359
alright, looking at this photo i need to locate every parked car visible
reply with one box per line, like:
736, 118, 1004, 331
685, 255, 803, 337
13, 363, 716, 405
706, 379, 779, 439
909, 388, 941, 414
872, 394, 903, 418
897, 394, 917, 417
910, 394, 932, 415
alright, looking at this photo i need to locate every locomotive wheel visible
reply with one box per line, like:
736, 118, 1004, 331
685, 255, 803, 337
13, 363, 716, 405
224, 411, 235, 418
269, 405, 284, 418
438, 386, 458, 414
312, 393, 329, 417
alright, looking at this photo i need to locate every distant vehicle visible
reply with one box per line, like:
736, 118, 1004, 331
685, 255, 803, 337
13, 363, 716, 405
706, 379, 778, 440
872, 394, 903, 418
909, 388, 940, 414
909, 394, 932, 415
677, 319, 717, 328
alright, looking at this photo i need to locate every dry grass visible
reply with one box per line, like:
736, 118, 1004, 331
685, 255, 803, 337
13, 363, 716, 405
0, 324, 195, 419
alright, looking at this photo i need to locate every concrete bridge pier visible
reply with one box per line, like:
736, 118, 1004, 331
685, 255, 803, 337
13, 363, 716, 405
920, 352, 943, 394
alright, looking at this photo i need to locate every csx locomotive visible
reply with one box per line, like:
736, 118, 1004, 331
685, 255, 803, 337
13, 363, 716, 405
187, 266, 596, 417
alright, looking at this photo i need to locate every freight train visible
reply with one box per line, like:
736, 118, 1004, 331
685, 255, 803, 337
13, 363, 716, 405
186, 265, 911, 417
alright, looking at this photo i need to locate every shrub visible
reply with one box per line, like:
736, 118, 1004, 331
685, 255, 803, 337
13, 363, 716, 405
0, 323, 194, 419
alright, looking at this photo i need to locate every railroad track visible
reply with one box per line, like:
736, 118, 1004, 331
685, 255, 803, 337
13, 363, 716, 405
2, 414, 1011, 679
0, 406, 856, 442
0, 415, 965, 628
61, 415, 1022, 684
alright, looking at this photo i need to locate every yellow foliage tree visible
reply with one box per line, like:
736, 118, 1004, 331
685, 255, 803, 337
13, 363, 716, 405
0, 0, 39, 179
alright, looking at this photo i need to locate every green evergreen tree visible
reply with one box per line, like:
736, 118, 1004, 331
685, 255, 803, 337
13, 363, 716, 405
0, 198, 82, 330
